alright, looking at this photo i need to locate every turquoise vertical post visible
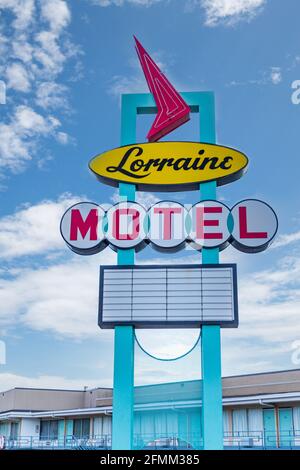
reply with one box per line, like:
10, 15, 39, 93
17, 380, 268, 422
112, 95, 136, 450
112, 326, 135, 449
199, 93, 223, 450
111, 91, 223, 450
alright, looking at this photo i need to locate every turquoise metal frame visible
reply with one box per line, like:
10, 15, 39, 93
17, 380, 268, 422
112, 96, 136, 451
112, 91, 223, 450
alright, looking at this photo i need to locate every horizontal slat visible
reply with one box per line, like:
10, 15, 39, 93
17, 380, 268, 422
133, 284, 167, 292
104, 284, 131, 292
103, 311, 131, 319
132, 297, 167, 305
201, 286, 232, 292
103, 299, 132, 305
133, 270, 166, 279
202, 303, 232, 309
103, 292, 131, 298
104, 270, 132, 277
203, 310, 234, 318
132, 310, 166, 318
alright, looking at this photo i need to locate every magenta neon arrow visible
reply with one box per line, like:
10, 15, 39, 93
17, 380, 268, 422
134, 36, 190, 142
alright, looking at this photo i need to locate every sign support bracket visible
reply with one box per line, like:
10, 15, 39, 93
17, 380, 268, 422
199, 98, 223, 451
112, 95, 136, 450
112, 91, 223, 450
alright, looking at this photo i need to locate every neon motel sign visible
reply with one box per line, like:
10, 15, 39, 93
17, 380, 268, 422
60, 199, 278, 255
59, 37, 279, 331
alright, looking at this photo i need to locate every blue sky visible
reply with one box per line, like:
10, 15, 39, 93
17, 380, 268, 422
1, 0, 300, 391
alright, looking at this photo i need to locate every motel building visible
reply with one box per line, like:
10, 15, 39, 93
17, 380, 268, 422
1, 369, 300, 450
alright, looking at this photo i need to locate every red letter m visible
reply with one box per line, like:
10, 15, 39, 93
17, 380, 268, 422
70, 209, 98, 241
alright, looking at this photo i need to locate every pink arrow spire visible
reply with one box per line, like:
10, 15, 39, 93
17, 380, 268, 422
134, 36, 190, 142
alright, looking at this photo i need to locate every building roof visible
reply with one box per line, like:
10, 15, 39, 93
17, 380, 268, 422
1, 368, 300, 416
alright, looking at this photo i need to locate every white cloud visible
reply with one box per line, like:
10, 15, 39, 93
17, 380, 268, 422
35, 81, 68, 109
40, 0, 71, 32
0, 0, 77, 176
56, 130, 70, 144
135, 192, 160, 208
201, 0, 266, 26
272, 230, 300, 249
0, 251, 116, 338
0, 372, 103, 391
0, 105, 62, 171
33, 30, 68, 77
15, 105, 56, 132
230, 256, 300, 346
136, 329, 200, 360
135, 341, 201, 385
108, 54, 170, 98
0, 0, 35, 30
5, 62, 31, 92
108, 74, 147, 98
1, 1, 72, 78
111, 189, 160, 208
12, 36, 34, 63
91, 0, 162, 6
227, 66, 283, 88
0, 193, 116, 338
0, 194, 80, 258
0, 80, 6, 104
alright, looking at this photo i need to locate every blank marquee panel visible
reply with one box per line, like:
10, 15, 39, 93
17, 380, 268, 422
99, 264, 238, 329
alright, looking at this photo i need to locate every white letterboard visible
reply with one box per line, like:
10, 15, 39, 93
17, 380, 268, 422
99, 264, 238, 329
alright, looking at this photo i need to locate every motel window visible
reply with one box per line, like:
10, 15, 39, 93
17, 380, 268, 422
10, 422, 19, 440
248, 409, 263, 433
232, 409, 248, 435
293, 407, 300, 431
40, 420, 58, 440
0, 422, 9, 438
73, 418, 90, 439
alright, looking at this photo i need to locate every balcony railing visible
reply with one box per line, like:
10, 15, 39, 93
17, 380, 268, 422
1, 434, 111, 450
1, 431, 300, 450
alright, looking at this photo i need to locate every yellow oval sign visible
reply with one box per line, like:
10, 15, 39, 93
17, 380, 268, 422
89, 142, 248, 191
